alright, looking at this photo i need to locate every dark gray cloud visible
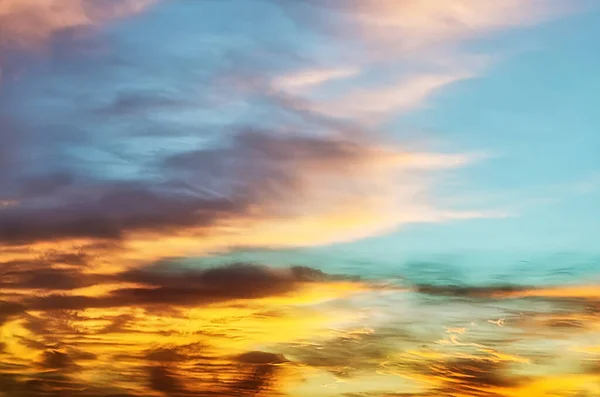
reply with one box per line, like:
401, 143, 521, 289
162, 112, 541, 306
235, 351, 288, 365
149, 366, 184, 394
18, 263, 337, 311
95, 90, 199, 116
0, 0, 411, 250
146, 348, 188, 363
0, 301, 25, 326
0, 124, 386, 246
0, 181, 242, 244
414, 284, 529, 299
1, 267, 104, 290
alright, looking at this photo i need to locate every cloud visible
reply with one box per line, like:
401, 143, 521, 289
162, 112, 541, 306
272, 67, 361, 91
420, 357, 526, 396
19, 263, 352, 311
2, 261, 598, 397
1, 265, 105, 291
414, 284, 530, 298
145, 352, 287, 397
0, 3, 594, 397
229, 360, 281, 396
146, 348, 187, 363
148, 366, 183, 393
0, 0, 157, 51
0, 301, 25, 326
0, 181, 240, 244
414, 282, 600, 300
0, 0, 159, 90
283, 329, 390, 378
0, 0, 521, 265
276, 0, 578, 52
0, 128, 483, 264
40, 349, 96, 371
268, 0, 579, 127
235, 351, 289, 365
314, 72, 472, 119
0, 260, 367, 396
96, 90, 198, 116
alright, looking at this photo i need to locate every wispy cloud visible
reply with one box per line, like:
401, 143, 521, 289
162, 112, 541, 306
0, 0, 157, 50
314, 72, 473, 119
272, 67, 361, 91
0, 0, 159, 87
278, 0, 579, 51
271, 0, 580, 126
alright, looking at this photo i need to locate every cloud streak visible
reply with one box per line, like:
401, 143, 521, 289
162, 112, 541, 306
2, 259, 599, 396
0, 126, 484, 269
277, 0, 578, 51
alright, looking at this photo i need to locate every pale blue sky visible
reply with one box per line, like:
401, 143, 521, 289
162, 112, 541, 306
377, 7, 600, 256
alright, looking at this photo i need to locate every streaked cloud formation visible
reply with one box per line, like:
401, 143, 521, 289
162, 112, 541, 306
1, 0, 598, 397
272, 67, 361, 92
278, 0, 576, 47
2, 259, 599, 396
0, 0, 502, 262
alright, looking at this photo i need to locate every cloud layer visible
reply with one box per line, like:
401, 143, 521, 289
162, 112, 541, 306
1, 259, 599, 397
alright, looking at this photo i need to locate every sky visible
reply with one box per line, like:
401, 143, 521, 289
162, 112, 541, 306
0, 1, 599, 397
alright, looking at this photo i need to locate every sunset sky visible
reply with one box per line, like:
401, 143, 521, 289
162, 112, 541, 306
1, 1, 599, 396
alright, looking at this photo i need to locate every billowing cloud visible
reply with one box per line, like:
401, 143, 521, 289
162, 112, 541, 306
0, 127, 485, 267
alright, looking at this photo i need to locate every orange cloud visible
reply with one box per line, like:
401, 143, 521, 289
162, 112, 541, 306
0, 264, 370, 396
2, 260, 599, 397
